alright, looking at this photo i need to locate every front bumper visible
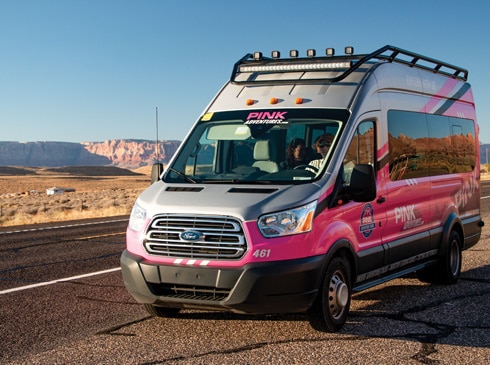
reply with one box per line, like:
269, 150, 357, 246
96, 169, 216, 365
120, 250, 325, 314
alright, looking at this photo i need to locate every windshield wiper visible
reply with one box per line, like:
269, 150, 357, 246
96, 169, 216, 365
168, 167, 197, 184
202, 179, 277, 184
202, 179, 242, 183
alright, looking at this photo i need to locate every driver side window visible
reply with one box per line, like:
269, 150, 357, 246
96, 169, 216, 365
344, 120, 375, 184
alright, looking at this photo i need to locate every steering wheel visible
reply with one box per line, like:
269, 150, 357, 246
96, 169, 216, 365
294, 164, 318, 173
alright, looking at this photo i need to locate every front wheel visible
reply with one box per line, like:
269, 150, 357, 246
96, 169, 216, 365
308, 256, 352, 332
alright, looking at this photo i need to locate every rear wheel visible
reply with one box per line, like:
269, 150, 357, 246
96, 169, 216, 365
308, 256, 351, 332
143, 304, 181, 318
417, 230, 462, 284
440, 230, 462, 284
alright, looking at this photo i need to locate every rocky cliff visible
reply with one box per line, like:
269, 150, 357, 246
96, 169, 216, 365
0, 139, 180, 168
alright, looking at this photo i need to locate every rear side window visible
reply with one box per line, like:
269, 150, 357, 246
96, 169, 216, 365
388, 110, 476, 180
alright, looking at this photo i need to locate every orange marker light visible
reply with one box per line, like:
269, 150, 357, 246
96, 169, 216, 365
270, 97, 278, 104
246, 99, 255, 106
295, 97, 303, 104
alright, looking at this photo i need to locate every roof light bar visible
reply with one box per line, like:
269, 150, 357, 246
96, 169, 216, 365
232, 45, 469, 84
239, 61, 352, 73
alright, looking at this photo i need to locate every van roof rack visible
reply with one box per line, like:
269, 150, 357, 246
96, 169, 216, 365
231, 45, 468, 84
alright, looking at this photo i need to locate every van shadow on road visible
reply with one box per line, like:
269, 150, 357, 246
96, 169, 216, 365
106, 264, 489, 353
347, 264, 490, 348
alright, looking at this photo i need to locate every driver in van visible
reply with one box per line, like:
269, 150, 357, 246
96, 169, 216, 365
280, 138, 312, 169
307, 133, 334, 171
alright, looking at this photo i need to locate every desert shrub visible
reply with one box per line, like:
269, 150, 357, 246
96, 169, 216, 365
2, 208, 17, 217
22, 206, 39, 215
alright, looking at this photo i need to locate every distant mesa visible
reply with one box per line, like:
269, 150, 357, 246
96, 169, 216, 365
0, 139, 180, 168
1, 140, 488, 170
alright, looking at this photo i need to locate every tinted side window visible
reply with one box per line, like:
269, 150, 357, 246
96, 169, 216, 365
344, 120, 375, 184
449, 117, 476, 172
388, 111, 429, 180
428, 115, 451, 176
388, 110, 476, 181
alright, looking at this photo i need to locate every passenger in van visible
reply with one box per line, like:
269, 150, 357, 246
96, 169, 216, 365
307, 134, 334, 171
280, 138, 312, 169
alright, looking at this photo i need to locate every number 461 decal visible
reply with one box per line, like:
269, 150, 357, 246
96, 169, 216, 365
253, 249, 271, 258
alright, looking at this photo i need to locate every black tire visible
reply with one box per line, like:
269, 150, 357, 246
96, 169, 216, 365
143, 304, 181, 318
308, 256, 351, 332
417, 230, 462, 284
439, 230, 462, 284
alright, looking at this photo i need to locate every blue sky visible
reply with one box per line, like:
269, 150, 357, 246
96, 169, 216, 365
1, 0, 489, 143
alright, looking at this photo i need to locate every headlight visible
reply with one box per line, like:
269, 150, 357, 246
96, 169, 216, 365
128, 202, 147, 232
258, 201, 317, 237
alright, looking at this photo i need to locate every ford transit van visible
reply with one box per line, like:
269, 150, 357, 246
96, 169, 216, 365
121, 45, 483, 332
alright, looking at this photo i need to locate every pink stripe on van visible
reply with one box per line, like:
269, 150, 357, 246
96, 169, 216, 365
422, 78, 459, 113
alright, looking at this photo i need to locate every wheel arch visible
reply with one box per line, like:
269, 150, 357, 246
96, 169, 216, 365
442, 212, 464, 254
321, 239, 358, 286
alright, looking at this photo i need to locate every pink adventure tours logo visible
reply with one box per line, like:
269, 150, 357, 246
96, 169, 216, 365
245, 111, 288, 125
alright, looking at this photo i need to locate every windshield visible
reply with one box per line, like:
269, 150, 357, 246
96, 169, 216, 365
165, 109, 347, 184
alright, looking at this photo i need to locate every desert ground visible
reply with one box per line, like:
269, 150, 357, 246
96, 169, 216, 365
1, 166, 488, 228
0, 166, 152, 227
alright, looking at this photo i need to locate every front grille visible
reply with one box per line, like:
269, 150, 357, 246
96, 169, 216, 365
144, 214, 247, 259
148, 283, 230, 301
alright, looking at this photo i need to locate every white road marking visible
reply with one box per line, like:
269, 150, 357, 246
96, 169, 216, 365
0, 267, 121, 295
0, 218, 128, 235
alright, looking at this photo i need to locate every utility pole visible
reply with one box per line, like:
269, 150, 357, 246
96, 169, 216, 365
155, 107, 159, 163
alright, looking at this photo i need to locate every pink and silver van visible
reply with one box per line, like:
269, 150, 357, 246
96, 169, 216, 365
121, 45, 483, 332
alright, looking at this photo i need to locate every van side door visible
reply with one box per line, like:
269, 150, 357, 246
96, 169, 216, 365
380, 111, 433, 265
340, 119, 387, 276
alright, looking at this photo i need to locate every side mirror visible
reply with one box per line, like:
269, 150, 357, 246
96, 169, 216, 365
348, 164, 376, 202
151, 163, 164, 184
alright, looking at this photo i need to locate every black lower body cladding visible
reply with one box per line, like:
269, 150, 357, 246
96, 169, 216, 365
120, 250, 324, 314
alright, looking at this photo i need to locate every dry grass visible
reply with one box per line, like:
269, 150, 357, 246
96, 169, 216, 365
0, 166, 152, 227
2, 166, 487, 227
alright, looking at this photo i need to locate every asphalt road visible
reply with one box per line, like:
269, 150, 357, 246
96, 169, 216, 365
1, 183, 489, 364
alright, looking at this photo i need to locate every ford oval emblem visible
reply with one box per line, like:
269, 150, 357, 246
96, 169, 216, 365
180, 230, 204, 242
